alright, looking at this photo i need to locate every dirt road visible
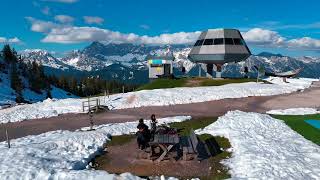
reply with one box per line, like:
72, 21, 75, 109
2, 82, 320, 141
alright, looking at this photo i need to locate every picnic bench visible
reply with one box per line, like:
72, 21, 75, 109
180, 129, 200, 161
140, 128, 221, 162
149, 134, 180, 162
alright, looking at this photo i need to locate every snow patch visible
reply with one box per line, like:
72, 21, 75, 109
196, 111, 320, 179
267, 108, 320, 115
0, 116, 190, 179
0, 77, 316, 124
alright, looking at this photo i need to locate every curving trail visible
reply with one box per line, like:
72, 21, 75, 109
2, 82, 320, 141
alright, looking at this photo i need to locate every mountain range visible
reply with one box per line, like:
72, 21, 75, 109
19, 42, 320, 83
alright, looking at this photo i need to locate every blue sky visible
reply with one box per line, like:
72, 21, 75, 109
1, 0, 320, 57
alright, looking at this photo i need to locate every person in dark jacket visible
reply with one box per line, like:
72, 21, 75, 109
136, 118, 150, 149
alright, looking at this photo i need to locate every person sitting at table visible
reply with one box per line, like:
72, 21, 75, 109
150, 114, 158, 139
136, 118, 151, 150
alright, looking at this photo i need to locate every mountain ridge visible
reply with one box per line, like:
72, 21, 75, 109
19, 43, 320, 83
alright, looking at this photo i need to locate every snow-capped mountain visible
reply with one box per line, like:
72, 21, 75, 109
61, 42, 189, 71
221, 53, 320, 78
20, 49, 71, 70
20, 43, 320, 83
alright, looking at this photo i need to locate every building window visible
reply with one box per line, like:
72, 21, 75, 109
198, 39, 204, 46
194, 39, 204, 46
225, 38, 234, 45
203, 39, 214, 45
214, 38, 224, 45
233, 38, 243, 45
150, 64, 162, 67
194, 40, 200, 46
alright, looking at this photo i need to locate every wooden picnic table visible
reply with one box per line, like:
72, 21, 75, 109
148, 134, 179, 162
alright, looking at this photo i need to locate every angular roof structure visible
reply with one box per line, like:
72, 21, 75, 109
188, 29, 251, 64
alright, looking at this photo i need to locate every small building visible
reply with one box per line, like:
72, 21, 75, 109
147, 50, 174, 79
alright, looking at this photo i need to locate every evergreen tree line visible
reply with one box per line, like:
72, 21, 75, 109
47, 75, 138, 97
0, 45, 138, 103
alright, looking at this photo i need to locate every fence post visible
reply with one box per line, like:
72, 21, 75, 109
88, 97, 90, 112
82, 102, 84, 112
89, 110, 94, 131
107, 89, 109, 98
104, 90, 106, 103
96, 99, 98, 112
122, 86, 125, 94
5, 122, 10, 148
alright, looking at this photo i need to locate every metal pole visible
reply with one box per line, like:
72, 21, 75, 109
198, 64, 201, 77
122, 86, 124, 94
107, 89, 109, 98
104, 90, 106, 103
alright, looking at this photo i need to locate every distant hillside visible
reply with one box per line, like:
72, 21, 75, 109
257, 52, 283, 57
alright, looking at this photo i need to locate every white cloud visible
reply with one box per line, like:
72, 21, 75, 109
242, 28, 285, 46
140, 24, 150, 30
0, 37, 6, 43
0, 37, 23, 44
41, 6, 50, 15
83, 16, 104, 25
25, 17, 320, 51
54, 15, 74, 24
41, 26, 201, 44
25, 17, 68, 33
41, 0, 78, 3
287, 37, 320, 50
241, 28, 320, 51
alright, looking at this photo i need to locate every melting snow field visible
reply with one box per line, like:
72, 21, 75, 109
0, 77, 317, 124
0, 116, 190, 180
267, 108, 320, 115
196, 111, 320, 179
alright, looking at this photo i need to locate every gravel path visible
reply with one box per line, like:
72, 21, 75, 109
2, 81, 320, 141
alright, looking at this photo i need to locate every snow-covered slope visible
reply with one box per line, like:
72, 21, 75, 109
0, 71, 75, 108
196, 111, 320, 179
0, 73, 16, 106
0, 116, 190, 179
0, 77, 316, 124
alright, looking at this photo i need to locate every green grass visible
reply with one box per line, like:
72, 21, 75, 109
137, 78, 258, 91
200, 78, 256, 86
136, 78, 188, 90
272, 114, 320, 145
107, 134, 135, 146
169, 117, 217, 136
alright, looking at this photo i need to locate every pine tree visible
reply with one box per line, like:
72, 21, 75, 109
70, 77, 78, 94
10, 59, 24, 103
2, 44, 14, 64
